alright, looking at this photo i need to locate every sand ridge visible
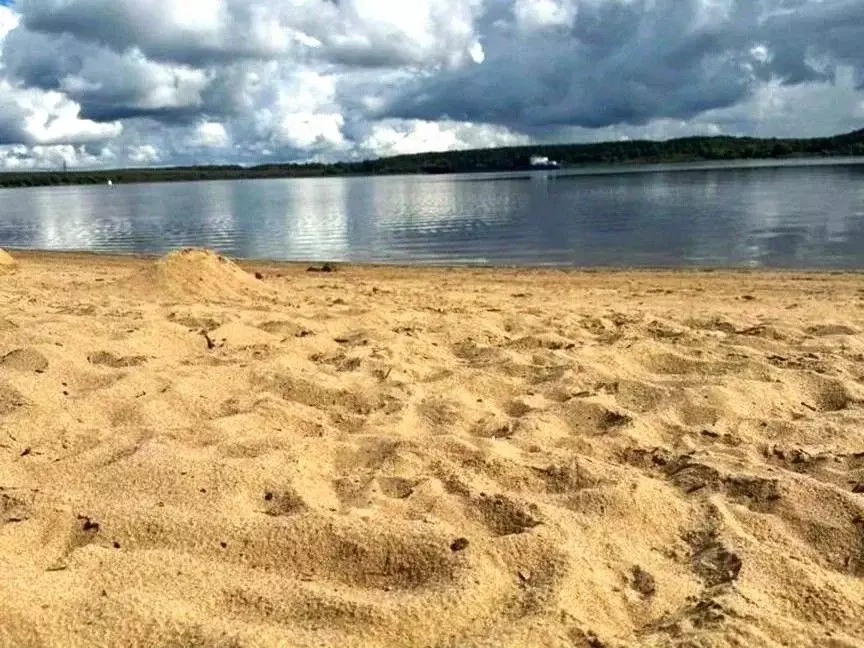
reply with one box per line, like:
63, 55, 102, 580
1, 251, 864, 647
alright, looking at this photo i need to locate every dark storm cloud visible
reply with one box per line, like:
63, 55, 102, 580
759, 0, 864, 86
12, 0, 485, 68
381, 0, 864, 130
1, 26, 214, 123
14, 0, 274, 65
2, 0, 485, 131
8, 0, 864, 131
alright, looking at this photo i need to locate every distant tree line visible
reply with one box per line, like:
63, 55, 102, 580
1, 128, 863, 189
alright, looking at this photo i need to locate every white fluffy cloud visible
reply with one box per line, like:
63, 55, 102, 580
250, 69, 347, 151
0, 80, 122, 145
189, 121, 230, 148
126, 144, 160, 165
0, 4, 18, 40
360, 119, 530, 157
0, 0, 862, 169
513, 0, 576, 32
0, 143, 116, 169
0, 2, 121, 148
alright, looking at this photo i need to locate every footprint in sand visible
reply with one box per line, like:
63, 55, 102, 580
471, 493, 541, 537
309, 351, 362, 373
802, 376, 855, 412
451, 339, 504, 367
559, 399, 633, 436
531, 461, 597, 495
254, 372, 390, 422
257, 320, 314, 338
1, 348, 49, 373
261, 488, 308, 517
505, 398, 535, 418
1, 489, 34, 524
471, 415, 519, 439
417, 396, 462, 429
805, 324, 859, 337
686, 527, 743, 587
505, 333, 576, 351
376, 476, 419, 500
0, 382, 27, 415
87, 351, 147, 368
640, 350, 729, 376
166, 312, 223, 331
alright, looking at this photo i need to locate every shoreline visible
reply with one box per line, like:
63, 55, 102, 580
6, 247, 864, 276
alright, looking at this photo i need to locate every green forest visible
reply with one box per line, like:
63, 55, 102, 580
2, 128, 863, 189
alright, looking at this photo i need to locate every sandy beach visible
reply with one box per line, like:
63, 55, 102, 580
1, 248, 863, 647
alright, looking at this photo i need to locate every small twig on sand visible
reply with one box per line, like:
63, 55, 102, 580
200, 330, 216, 350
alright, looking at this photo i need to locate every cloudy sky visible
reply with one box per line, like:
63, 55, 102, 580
0, 0, 862, 170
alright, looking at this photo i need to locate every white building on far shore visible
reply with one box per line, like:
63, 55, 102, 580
529, 155, 560, 168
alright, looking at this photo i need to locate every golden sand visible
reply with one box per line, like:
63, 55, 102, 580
1, 248, 863, 647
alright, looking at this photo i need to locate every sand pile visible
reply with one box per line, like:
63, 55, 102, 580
0, 249, 17, 272
1, 256, 864, 647
127, 248, 271, 302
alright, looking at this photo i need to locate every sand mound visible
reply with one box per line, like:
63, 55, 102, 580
127, 248, 271, 302
0, 248, 17, 272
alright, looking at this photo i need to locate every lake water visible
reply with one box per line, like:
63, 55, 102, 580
2, 158, 864, 268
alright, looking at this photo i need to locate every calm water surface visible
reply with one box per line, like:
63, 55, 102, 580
2, 159, 864, 268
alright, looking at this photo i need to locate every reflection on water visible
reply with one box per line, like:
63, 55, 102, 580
281, 179, 350, 261
1, 159, 864, 268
